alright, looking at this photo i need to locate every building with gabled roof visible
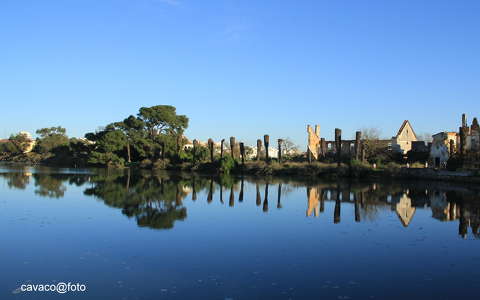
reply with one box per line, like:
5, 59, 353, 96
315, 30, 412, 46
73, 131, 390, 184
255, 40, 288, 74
391, 120, 418, 154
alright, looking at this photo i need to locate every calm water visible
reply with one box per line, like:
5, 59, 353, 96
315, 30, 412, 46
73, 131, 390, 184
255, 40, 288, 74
1, 166, 480, 300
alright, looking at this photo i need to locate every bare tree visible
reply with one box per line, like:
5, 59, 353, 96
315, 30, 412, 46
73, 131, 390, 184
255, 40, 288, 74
361, 127, 382, 140
417, 132, 433, 143
360, 127, 389, 162
279, 137, 299, 155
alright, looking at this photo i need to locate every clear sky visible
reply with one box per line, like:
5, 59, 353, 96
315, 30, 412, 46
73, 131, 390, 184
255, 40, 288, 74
1, 0, 479, 147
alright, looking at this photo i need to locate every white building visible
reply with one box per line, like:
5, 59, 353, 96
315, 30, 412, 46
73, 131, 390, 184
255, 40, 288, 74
391, 120, 418, 154
429, 132, 458, 168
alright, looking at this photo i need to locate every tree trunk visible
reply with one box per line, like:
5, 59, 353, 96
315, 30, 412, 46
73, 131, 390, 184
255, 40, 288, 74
126, 142, 131, 163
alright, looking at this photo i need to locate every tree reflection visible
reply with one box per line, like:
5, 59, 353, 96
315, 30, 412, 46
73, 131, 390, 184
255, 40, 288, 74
2, 168, 480, 237
0, 172, 31, 190
83, 172, 195, 230
33, 174, 68, 198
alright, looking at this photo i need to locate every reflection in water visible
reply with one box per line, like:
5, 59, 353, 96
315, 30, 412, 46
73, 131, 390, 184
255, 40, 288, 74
207, 179, 213, 204
239, 178, 244, 202
256, 183, 261, 207
334, 187, 341, 224
229, 186, 234, 207
2, 170, 480, 238
306, 187, 320, 217
354, 192, 360, 222
34, 174, 68, 198
395, 193, 416, 227
277, 183, 282, 209
263, 183, 269, 213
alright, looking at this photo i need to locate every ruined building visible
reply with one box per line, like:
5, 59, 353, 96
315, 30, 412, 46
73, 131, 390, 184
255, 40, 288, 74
306, 120, 420, 161
429, 114, 480, 168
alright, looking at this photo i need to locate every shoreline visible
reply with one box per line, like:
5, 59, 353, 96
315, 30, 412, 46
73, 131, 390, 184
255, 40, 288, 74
2, 158, 479, 184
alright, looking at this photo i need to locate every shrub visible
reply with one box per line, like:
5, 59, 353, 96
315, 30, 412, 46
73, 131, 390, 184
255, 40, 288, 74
219, 156, 236, 174
140, 159, 153, 169
153, 159, 170, 169
0, 141, 20, 154
447, 155, 463, 171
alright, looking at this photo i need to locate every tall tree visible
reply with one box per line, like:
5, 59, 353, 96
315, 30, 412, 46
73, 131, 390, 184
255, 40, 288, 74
138, 105, 189, 157
35, 126, 69, 154
113, 116, 145, 163
138, 105, 188, 138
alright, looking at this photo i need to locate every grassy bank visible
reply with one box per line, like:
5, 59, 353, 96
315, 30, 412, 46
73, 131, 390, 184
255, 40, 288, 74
3, 153, 480, 183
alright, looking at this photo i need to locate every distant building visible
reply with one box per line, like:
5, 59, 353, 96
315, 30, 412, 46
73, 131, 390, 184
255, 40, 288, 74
429, 114, 480, 168
465, 117, 480, 152
429, 132, 458, 168
391, 120, 418, 154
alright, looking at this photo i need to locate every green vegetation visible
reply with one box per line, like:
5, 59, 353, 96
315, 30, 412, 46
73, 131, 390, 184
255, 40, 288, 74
85, 105, 189, 167
0, 105, 477, 181
0, 105, 193, 168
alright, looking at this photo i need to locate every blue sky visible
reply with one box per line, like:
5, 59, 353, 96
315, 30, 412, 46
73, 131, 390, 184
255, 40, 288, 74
1, 0, 479, 147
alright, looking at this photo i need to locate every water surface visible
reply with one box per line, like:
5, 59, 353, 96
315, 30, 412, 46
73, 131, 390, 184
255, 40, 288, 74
1, 166, 480, 299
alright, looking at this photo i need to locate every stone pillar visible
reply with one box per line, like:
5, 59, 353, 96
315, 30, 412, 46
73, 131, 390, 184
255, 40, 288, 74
220, 139, 225, 159
208, 138, 214, 162
459, 127, 468, 155
462, 113, 467, 128
320, 138, 326, 158
239, 142, 245, 165
256, 139, 262, 161
277, 139, 283, 162
315, 125, 320, 137
355, 131, 362, 160
230, 137, 236, 159
335, 128, 342, 166
264, 135, 270, 161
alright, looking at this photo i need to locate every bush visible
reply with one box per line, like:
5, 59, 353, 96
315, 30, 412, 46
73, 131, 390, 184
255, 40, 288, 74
219, 156, 236, 174
140, 159, 153, 169
447, 156, 463, 171
153, 159, 170, 169
0, 141, 20, 154
88, 152, 125, 168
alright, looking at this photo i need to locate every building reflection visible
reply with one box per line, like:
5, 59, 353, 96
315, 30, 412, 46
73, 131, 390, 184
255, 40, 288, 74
393, 193, 416, 227
301, 182, 480, 239
2, 169, 480, 237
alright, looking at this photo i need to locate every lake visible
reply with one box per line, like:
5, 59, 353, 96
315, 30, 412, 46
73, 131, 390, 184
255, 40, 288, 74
1, 165, 480, 299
